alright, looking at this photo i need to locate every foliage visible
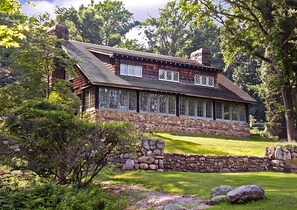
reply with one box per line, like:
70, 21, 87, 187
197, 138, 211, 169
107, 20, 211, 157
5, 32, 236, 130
56, 0, 138, 47
143, 0, 224, 68
109, 171, 297, 210
181, 0, 297, 141
0, 182, 129, 210
152, 132, 275, 156
0, 0, 29, 48
0, 16, 77, 117
3, 100, 139, 187
225, 53, 266, 122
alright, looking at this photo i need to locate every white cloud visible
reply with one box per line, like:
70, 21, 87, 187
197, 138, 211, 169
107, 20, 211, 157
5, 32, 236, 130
21, 0, 170, 21
21, 0, 171, 42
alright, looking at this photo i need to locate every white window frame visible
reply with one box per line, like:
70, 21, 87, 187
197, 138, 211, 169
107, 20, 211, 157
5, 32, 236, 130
159, 69, 179, 82
120, 63, 142, 78
194, 74, 215, 87
215, 102, 246, 122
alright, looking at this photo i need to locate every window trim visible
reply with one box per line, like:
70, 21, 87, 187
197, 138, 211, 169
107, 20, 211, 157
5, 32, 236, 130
194, 74, 215, 87
120, 63, 142, 78
159, 69, 179, 82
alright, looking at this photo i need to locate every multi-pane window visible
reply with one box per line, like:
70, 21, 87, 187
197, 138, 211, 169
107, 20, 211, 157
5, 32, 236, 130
140, 92, 176, 115
98, 87, 137, 111
159, 69, 179, 82
120, 63, 142, 77
85, 88, 95, 110
194, 75, 215, 87
215, 102, 246, 122
180, 96, 213, 119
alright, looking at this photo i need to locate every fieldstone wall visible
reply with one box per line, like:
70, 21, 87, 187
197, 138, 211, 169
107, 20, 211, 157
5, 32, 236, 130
109, 139, 165, 171
266, 146, 297, 173
164, 154, 270, 172
110, 139, 273, 173
90, 109, 250, 138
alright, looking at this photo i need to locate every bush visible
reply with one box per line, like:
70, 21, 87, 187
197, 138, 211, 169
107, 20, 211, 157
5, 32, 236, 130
0, 183, 129, 210
2, 100, 140, 187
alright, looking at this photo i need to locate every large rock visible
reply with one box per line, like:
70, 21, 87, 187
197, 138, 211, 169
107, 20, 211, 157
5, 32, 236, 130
211, 185, 233, 198
123, 159, 135, 170
226, 185, 265, 203
142, 140, 150, 150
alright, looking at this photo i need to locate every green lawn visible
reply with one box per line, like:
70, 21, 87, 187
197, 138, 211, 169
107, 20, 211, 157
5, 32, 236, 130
152, 132, 276, 156
108, 170, 297, 210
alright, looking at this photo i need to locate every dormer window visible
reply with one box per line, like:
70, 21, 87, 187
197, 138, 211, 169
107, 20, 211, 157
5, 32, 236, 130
159, 69, 179, 82
120, 63, 142, 77
194, 75, 214, 87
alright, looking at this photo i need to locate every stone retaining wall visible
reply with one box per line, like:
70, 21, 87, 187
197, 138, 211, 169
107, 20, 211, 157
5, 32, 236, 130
164, 154, 270, 172
90, 109, 250, 138
109, 139, 165, 171
266, 146, 297, 172
110, 139, 272, 173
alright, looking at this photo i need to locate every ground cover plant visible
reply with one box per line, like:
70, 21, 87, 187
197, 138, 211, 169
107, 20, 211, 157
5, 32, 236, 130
151, 132, 277, 156
108, 170, 297, 210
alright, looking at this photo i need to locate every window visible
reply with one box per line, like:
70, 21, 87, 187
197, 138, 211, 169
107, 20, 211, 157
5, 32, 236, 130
215, 101, 246, 122
85, 88, 95, 110
194, 75, 215, 87
179, 97, 213, 119
65, 71, 74, 80
120, 63, 142, 77
179, 97, 187, 116
99, 88, 108, 108
140, 92, 176, 115
196, 99, 204, 117
159, 69, 179, 82
98, 87, 137, 111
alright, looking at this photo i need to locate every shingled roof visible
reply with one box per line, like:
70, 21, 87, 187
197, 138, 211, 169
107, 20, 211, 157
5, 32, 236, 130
63, 40, 256, 104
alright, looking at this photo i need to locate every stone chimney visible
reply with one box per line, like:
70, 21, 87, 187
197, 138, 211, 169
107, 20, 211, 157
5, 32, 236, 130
47, 24, 69, 41
190, 48, 211, 66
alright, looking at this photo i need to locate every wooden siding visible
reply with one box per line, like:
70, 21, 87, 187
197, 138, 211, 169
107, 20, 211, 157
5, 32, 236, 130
72, 66, 90, 94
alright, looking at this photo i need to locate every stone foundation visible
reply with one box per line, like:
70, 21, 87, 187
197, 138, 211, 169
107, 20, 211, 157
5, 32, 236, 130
90, 109, 250, 138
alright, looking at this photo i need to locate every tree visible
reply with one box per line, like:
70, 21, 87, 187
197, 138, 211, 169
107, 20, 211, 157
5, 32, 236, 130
182, 0, 297, 141
3, 100, 139, 187
0, 15, 76, 117
143, 0, 224, 68
226, 53, 266, 122
0, 0, 29, 48
55, 0, 137, 46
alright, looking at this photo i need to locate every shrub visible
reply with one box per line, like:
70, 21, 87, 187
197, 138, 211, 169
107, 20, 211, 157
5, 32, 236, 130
3, 100, 139, 187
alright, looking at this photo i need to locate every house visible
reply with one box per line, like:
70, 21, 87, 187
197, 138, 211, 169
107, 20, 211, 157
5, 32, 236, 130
51, 25, 256, 137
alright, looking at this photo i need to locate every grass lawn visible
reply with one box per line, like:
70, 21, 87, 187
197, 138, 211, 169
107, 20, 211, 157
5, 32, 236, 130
108, 170, 297, 210
151, 132, 277, 156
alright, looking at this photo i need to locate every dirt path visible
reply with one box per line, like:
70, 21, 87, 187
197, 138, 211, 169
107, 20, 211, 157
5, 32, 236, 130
102, 182, 211, 210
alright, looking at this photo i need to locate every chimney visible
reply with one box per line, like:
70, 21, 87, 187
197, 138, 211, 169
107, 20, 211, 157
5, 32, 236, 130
47, 24, 69, 41
190, 48, 211, 66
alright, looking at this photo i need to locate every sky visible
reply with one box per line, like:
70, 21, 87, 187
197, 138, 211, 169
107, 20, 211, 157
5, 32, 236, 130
20, 0, 171, 40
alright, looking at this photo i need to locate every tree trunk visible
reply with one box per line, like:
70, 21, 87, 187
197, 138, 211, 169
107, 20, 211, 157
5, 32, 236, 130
281, 86, 297, 142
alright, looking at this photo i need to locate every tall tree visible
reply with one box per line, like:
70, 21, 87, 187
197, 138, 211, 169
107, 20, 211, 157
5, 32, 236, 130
0, 0, 29, 48
143, 0, 224, 68
0, 14, 76, 117
182, 0, 297, 141
55, 0, 137, 46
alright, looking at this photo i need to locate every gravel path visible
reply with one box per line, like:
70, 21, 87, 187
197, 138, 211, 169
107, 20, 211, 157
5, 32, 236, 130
102, 182, 211, 210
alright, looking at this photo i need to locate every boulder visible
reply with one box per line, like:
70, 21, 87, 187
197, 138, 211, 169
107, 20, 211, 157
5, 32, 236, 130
156, 140, 165, 149
164, 204, 186, 210
123, 159, 135, 170
226, 185, 265, 203
211, 185, 233, 198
